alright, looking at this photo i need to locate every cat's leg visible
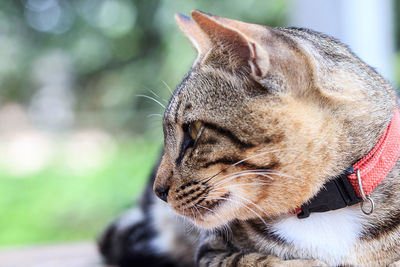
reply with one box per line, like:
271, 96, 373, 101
196, 232, 328, 267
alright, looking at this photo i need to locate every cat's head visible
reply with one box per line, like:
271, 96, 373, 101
153, 11, 395, 228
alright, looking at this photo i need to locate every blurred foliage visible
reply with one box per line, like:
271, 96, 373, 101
0, 139, 160, 246
0, 0, 289, 134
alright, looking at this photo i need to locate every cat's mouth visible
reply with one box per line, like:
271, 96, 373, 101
170, 182, 232, 227
187, 192, 230, 217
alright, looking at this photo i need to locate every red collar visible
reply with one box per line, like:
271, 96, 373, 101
294, 108, 400, 218
347, 108, 400, 197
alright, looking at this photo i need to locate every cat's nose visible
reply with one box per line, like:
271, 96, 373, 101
154, 185, 170, 202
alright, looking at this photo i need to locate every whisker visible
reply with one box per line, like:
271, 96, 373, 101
161, 80, 174, 95
189, 206, 197, 219
147, 113, 163, 118
213, 169, 274, 184
202, 168, 273, 185
213, 182, 272, 189
199, 196, 269, 228
256, 146, 296, 152
232, 148, 289, 167
195, 204, 232, 236
215, 172, 274, 187
201, 148, 293, 184
207, 191, 272, 224
230, 192, 270, 218
136, 94, 166, 109
196, 204, 224, 223
262, 170, 304, 182
145, 87, 168, 103
192, 205, 203, 220
181, 206, 186, 218
146, 87, 165, 102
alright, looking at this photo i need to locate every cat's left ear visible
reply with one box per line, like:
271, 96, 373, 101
175, 13, 211, 60
191, 10, 270, 79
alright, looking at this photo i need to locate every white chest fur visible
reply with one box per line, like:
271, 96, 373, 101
270, 207, 365, 264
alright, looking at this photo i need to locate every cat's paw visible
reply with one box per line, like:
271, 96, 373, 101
267, 255, 328, 267
282, 259, 328, 267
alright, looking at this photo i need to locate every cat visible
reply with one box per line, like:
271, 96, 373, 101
99, 10, 400, 266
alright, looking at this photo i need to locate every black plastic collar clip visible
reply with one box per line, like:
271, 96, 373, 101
297, 167, 361, 219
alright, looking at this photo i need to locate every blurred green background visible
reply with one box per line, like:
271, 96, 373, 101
0, 0, 398, 247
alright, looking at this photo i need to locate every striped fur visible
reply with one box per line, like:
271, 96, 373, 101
100, 11, 400, 266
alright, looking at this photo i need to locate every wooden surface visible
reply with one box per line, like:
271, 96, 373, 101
0, 242, 103, 267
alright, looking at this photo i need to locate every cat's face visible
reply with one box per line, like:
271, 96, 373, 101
153, 11, 395, 228
156, 66, 331, 228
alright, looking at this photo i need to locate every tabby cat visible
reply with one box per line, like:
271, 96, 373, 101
99, 11, 400, 266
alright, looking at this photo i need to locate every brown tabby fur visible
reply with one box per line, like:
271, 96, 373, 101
153, 10, 400, 266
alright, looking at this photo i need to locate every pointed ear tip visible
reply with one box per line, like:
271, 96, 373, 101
190, 10, 201, 16
175, 13, 190, 22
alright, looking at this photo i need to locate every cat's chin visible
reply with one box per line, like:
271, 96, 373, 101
189, 215, 232, 229
182, 206, 248, 229
171, 205, 235, 229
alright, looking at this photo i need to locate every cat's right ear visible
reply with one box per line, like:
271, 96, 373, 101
175, 13, 211, 58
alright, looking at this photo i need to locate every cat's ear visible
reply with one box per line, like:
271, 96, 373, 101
175, 13, 211, 57
190, 10, 270, 78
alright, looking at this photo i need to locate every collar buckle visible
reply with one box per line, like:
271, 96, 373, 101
297, 167, 361, 219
